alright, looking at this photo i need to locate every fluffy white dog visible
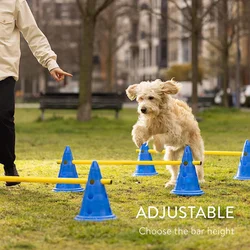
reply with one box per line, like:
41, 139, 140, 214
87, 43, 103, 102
126, 79, 204, 187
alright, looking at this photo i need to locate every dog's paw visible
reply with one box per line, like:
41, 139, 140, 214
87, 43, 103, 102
165, 181, 176, 188
199, 179, 205, 184
133, 137, 144, 149
136, 142, 143, 149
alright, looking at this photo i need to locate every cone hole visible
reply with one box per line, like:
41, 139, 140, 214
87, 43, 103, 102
87, 209, 92, 215
182, 172, 187, 177
184, 161, 188, 166
88, 193, 94, 200
181, 185, 185, 190
90, 179, 95, 185
244, 152, 248, 156
63, 160, 68, 164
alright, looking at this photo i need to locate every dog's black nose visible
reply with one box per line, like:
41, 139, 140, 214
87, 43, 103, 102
141, 107, 147, 113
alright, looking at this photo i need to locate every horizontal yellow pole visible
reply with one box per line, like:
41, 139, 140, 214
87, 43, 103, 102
204, 151, 242, 156
0, 176, 112, 185
57, 160, 202, 165
135, 149, 242, 156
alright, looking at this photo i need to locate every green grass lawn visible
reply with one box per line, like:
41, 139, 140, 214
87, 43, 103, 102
1, 107, 250, 250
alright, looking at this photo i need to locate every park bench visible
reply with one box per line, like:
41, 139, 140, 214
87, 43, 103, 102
187, 96, 214, 108
39, 92, 123, 120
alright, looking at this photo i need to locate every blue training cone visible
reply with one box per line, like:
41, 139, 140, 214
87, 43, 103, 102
133, 143, 158, 176
75, 161, 116, 221
171, 145, 204, 196
53, 146, 84, 192
234, 140, 250, 180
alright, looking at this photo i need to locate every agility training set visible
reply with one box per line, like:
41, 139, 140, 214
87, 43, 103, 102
1, 140, 250, 222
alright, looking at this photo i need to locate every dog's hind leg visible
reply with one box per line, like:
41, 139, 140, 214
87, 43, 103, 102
164, 147, 184, 188
190, 141, 205, 183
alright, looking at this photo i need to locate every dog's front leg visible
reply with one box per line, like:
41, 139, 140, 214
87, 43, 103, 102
153, 135, 165, 152
132, 124, 150, 148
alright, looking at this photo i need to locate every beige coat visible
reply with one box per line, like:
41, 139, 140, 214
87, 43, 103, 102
0, 0, 59, 81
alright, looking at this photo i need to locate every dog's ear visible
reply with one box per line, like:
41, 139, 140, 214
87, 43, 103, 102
126, 84, 138, 101
161, 80, 180, 95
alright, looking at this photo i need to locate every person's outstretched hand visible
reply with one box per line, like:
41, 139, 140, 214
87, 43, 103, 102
50, 68, 73, 82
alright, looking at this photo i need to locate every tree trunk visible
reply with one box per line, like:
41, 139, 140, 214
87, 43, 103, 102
222, 48, 229, 107
191, 0, 199, 115
106, 26, 114, 91
77, 17, 96, 121
130, 1, 139, 83
221, 0, 229, 107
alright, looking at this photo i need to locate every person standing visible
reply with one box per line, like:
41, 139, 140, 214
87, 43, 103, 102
0, 0, 72, 186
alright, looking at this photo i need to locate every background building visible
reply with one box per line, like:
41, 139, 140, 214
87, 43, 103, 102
17, 0, 250, 100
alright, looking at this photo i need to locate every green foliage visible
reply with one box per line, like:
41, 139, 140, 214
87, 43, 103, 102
0, 108, 250, 249
163, 63, 204, 82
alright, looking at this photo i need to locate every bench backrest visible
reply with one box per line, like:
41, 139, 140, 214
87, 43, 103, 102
39, 92, 123, 110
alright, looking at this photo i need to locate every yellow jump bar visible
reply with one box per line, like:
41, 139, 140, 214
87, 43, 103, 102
57, 160, 202, 165
0, 176, 112, 185
135, 149, 242, 156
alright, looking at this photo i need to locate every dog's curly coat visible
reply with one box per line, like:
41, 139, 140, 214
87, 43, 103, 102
126, 79, 204, 187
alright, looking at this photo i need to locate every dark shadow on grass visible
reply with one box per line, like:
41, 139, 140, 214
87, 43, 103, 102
0, 186, 83, 203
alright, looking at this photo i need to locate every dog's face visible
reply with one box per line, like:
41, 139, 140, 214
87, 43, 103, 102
126, 79, 180, 116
